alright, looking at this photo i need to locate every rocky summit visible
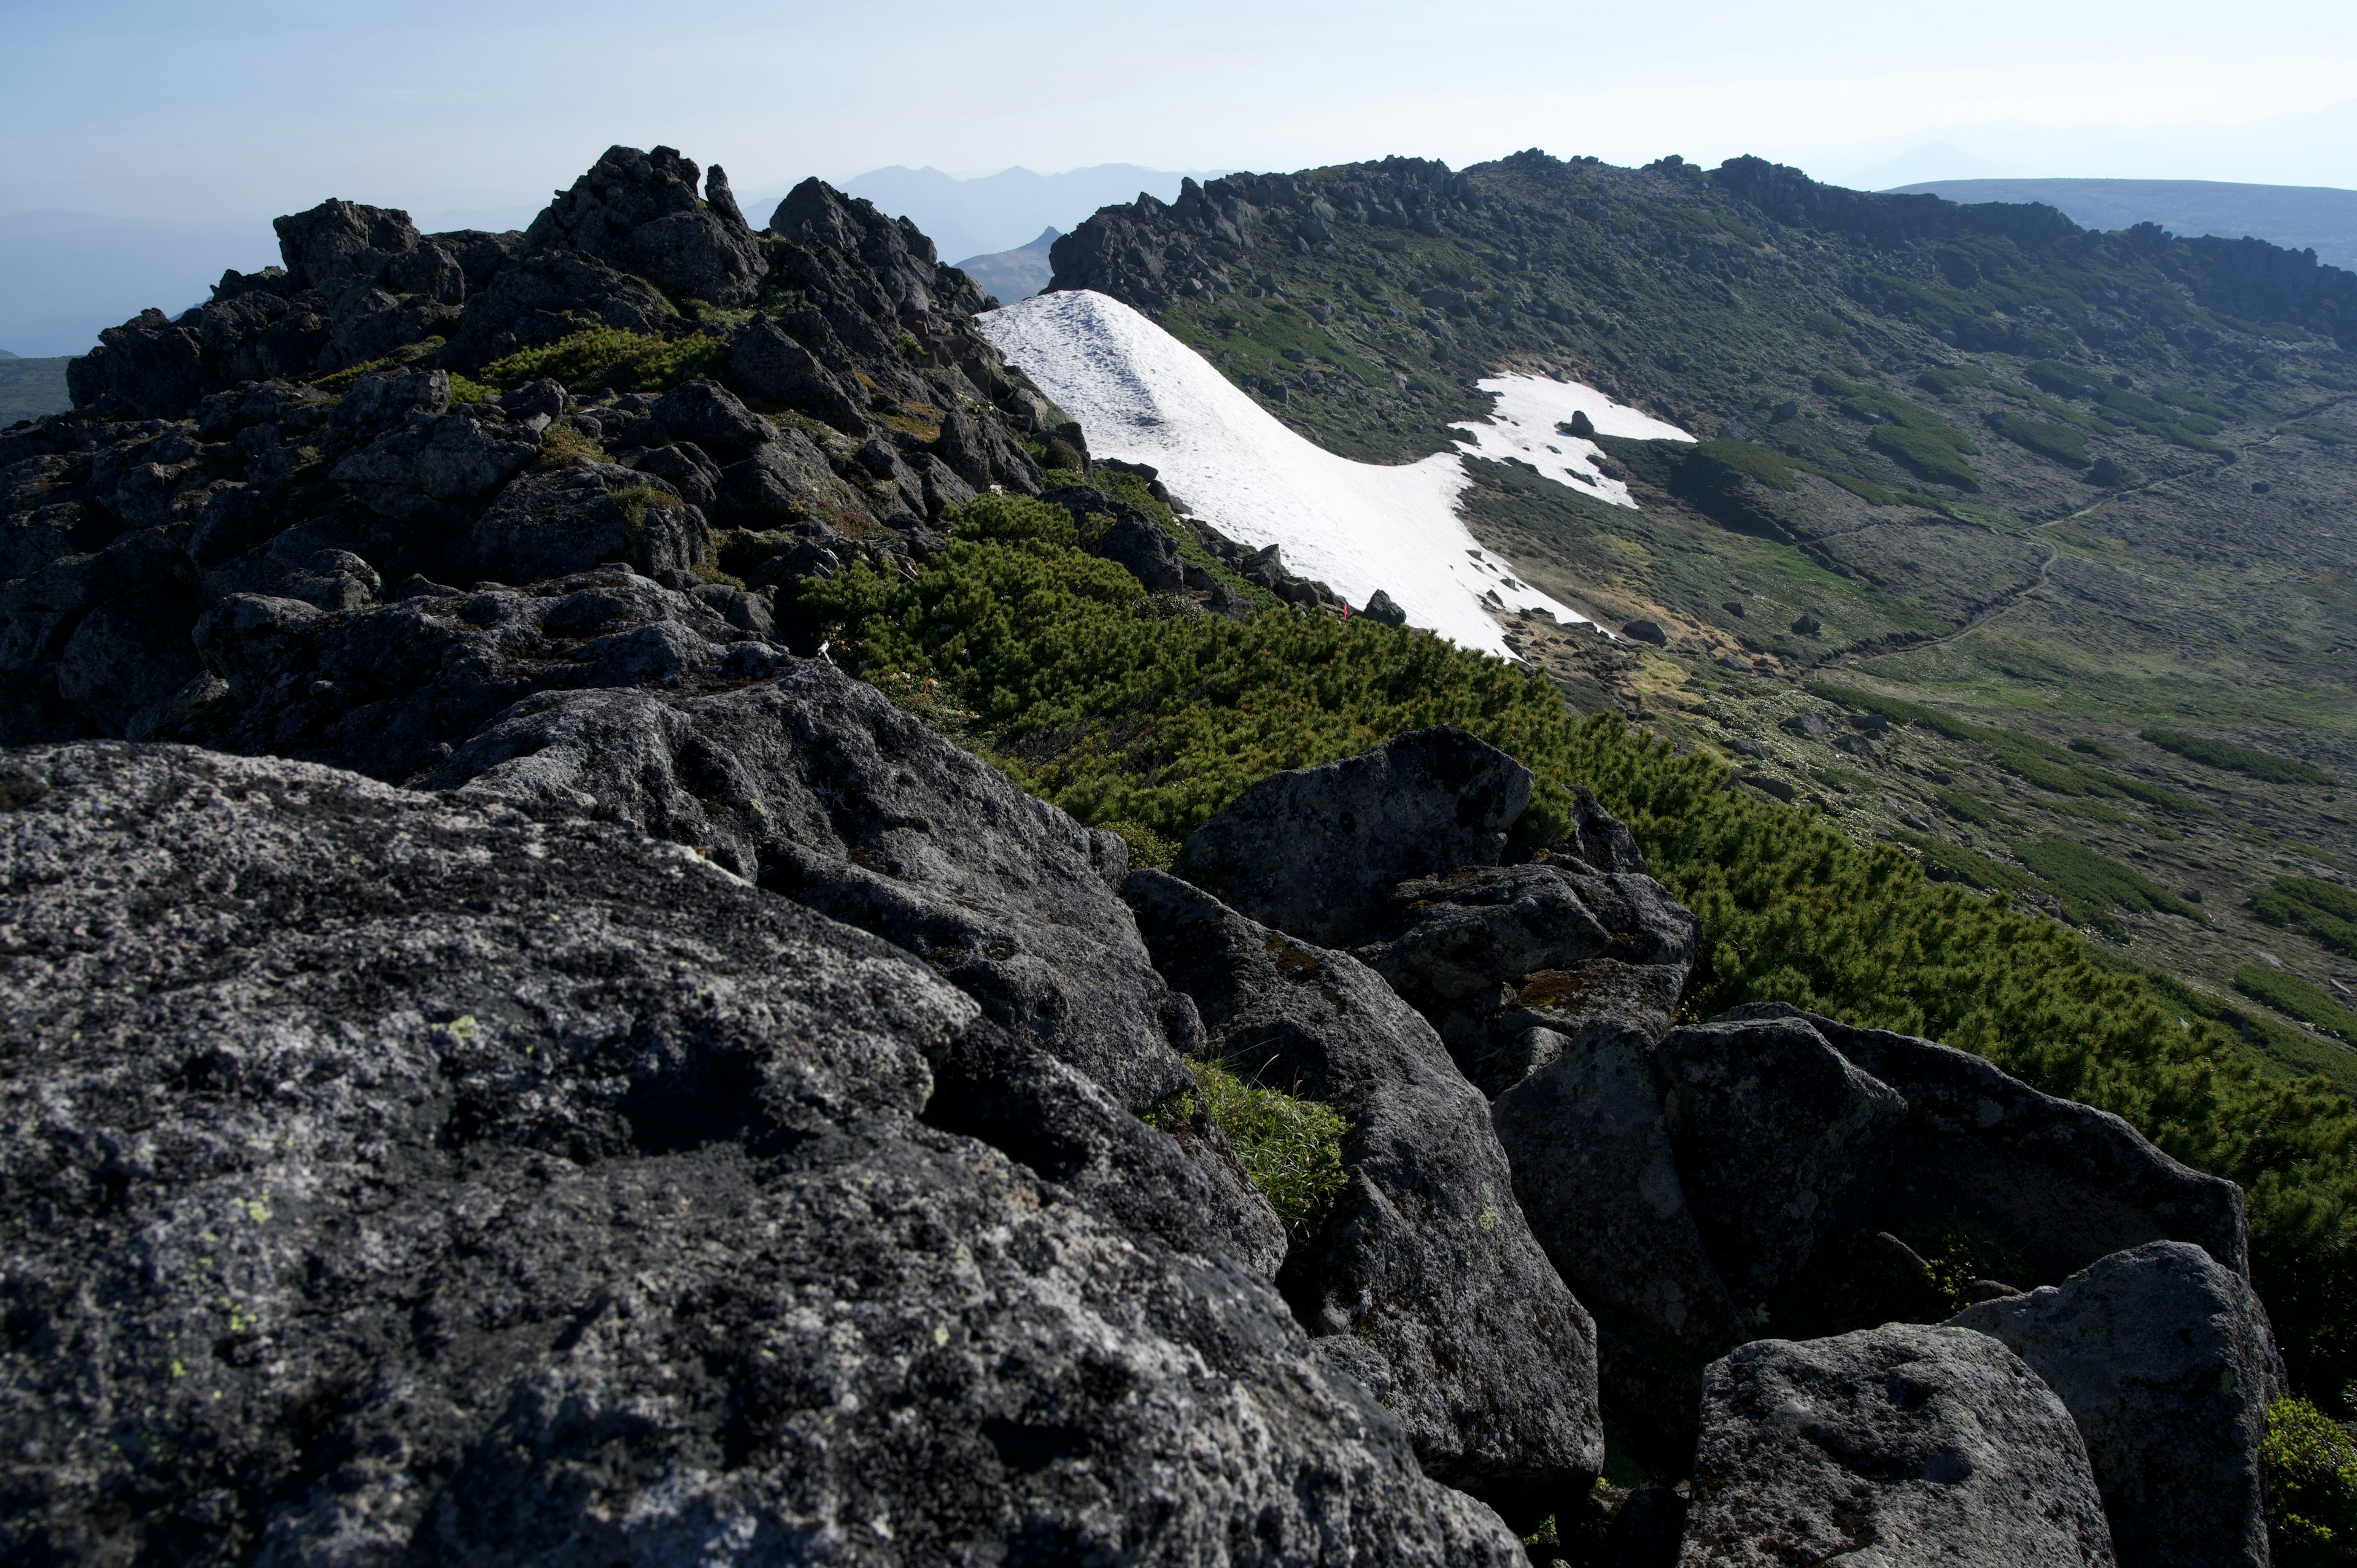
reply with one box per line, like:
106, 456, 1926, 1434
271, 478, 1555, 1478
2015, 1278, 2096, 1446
0, 141, 2324, 1566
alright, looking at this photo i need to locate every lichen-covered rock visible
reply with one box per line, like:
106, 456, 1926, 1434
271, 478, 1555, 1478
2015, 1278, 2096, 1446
0, 742, 1524, 1567
434, 663, 1199, 1110
1124, 867, 1604, 1529
331, 405, 543, 522
1681, 1325, 2117, 1567
1723, 1002, 2252, 1280
464, 462, 710, 582
1949, 1242, 2283, 1568
1180, 727, 1535, 946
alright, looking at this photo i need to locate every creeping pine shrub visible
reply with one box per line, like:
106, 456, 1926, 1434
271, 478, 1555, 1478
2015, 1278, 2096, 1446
1148, 1059, 1349, 1242
2264, 1397, 2357, 1567
802, 490, 2357, 1411
477, 326, 727, 395
2142, 728, 2339, 786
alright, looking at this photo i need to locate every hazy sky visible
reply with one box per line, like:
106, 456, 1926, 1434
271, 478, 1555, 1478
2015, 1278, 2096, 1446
5, 0, 2355, 223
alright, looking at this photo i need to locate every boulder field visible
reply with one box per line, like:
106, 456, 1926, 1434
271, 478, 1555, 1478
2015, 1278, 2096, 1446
0, 142, 2291, 1565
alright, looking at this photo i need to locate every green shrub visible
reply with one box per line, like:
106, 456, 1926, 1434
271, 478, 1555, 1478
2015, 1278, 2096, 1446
2237, 967, 2357, 1046
1803, 311, 1848, 338
1149, 1058, 1350, 1241
806, 494, 2357, 1408
1895, 1218, 2030, 1313
2145, 728, 2339, 786
1870, 423, 1981, 489
1932, 786, 2020, 828
1693, 438, 1796, 491
2264, 1396, 2357, 1566
476, 326, 727, 395
2253, 878, 2357, 960
2016, 835, 2204, 922
1990, 412, 2091, 466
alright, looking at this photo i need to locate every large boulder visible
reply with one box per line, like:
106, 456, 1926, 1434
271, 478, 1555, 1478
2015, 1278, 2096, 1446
725, 318, 872, 433
464, 462, 710, 582
1657, 1014, 1908, 1306
524, 144, 768, 307
1950, 1242, 2284, 1568
330, 405, 543, 523
1724, 1003, 2252, 1280
433, 662, 1200, 1111
1492, 1020, 1746, 1359
1180, 727, 1536, 945
0, 741, 1524, 1566
187, 567, 786, 784
1360, 857, 1697, 1097
1124, 867, 1604, 1529
1681, 1324, 2117, 1567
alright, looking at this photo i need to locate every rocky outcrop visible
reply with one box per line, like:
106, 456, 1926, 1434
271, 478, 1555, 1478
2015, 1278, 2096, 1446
1180, 727, 1536, 945
1360, 855, 1697, 1097
1950, 1242, 2284, 1568
1725, 1002, 2252, 1280
1124, 867, 1604, 1530
1681, 1324, 2117, 1567
16, 143, 1075, 747
0, 741, 1526, 1565
438, 662, 1199, 1110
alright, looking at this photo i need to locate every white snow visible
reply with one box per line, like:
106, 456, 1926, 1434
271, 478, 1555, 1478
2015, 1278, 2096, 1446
1448, 375, 1693, 509
977, 289, 1587, 658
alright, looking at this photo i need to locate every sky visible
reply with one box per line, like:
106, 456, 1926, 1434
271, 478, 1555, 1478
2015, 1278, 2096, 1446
6, 0, 2356, 228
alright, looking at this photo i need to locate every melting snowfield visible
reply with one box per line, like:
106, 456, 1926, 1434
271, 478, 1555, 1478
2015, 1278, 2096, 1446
978, 290, 1613, 658
1449, 376, 1693, 508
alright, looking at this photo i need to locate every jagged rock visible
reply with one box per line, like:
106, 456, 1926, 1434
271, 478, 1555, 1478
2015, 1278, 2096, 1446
272, 198, 453, 299
1359, 857, 1697, 1097
524, 144, 768, 307
1493, 1020, 1745, 1356
1181, 727, 1535, 946
1657, 1014, 1908, 1303
1949, 1241, 2283, 1568
188, 568, 780, 781
724, 319, 870, 432
465, 462, 710, 582
0, 741, 1523, 1566
1724, 1003, 2252, 1280
433, 662, 1198, 1110
1361, 587, 1409, 626
1124, 867, 1604, 1529
1682, 1325, 2117, 1567
703, 162, 748, 228
717, 428, 876, 531
331, 405, 543, 522
442, 246, 683, 370
1091, 512, 1189, 593
64, 307, 206, 419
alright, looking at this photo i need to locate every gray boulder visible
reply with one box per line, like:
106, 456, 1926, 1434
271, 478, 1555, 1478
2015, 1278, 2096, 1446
1949, 1241, 2283, 1568
717, 427, 878, 532
1360, 857, 1697, 1097
651, 377, 773, 460
465, 462, 711, 582
1181, 727, 1536, 945
331, 405, 542, 522
1124, 867, 1604, 1529
726, 318, 872, 433
1681, 1324, 2116, 1567
1658, 1015, 1907, 1304
435, 663, 1199, 1110
0, 741, 1523, 1566
1724, 1003, 2252, 1280
1493, 1021, 1744, 1358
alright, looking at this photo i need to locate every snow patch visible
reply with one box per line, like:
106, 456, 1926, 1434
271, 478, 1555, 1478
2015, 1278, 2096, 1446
976, 289, 1586, 658
1449, 375, 1693, 509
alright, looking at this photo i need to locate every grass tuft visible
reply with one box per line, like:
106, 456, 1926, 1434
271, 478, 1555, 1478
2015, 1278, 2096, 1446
1149, 1058, 1350, 1241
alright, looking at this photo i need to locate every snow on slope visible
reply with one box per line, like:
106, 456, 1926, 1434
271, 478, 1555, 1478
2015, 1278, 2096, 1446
977, 289, 1585, 658
1449, 376, 1693, 509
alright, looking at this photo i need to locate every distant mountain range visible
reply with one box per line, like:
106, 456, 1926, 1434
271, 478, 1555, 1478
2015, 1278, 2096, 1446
955, 227, 1059, 304
1893, 177, 2357, 271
